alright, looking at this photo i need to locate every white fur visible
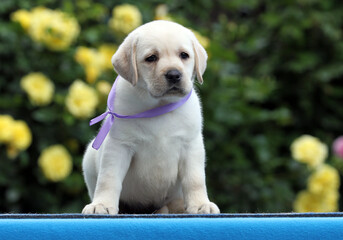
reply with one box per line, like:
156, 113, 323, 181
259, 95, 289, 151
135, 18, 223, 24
82, 21, 219, 214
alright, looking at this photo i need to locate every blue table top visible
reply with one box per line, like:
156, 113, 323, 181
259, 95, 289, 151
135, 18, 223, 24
1, 213, 342, 240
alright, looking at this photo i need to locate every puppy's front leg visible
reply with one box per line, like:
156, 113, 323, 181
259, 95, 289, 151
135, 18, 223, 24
181, 135, 220, 214
82, 140, 132, 214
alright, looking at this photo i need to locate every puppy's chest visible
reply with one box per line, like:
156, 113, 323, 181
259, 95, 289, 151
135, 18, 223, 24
126, 134, 183, 196
134, 117, 188, 160
129, 114, 193, 172
135, 112, 198, 142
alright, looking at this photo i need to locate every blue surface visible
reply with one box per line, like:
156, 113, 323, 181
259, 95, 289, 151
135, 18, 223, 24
0, 214, 343, 240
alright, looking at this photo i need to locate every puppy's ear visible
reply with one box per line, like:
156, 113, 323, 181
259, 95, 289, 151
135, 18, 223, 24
112, 33, 139, 86
192, 39, 207, 84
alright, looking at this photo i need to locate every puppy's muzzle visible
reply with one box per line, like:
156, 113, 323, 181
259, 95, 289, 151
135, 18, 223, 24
165, 69, 182, 85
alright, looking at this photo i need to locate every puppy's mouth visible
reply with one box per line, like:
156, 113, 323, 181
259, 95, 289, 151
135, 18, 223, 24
149, 86, 186, 99
163, 86, 186, 96
167, 86, 182, 93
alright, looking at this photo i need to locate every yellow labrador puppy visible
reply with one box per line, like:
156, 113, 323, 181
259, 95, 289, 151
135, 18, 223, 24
82, 20, 220, 214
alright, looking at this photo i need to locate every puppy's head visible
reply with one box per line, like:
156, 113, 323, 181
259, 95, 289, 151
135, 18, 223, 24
112, 20, 207, 99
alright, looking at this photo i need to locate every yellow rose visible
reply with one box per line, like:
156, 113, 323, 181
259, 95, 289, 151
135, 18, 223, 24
191, 30, 210, 49
0, 116, 32, 159
96, 80, 112, 96
21, 72, 54, 106
308, 164, 340, 194
65, 80, 98, 118
109, 4, 142, 35
75, 46, 98, 67
325, 190, 340, 212
11, 9, 31, 31
85, 65, 102, 84
75, 46, 109, 83
293, 190, 339, 212
291, 135, 328, 168
38, 145, 72, 182
29, 7, 56, 42
98, 44, 117, 70
28, 7, 80, 51
8, 120, 32, 151
0, 115, 14, 143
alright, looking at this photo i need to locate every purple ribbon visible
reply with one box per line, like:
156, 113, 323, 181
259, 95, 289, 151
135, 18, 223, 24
90, 77, 193, 150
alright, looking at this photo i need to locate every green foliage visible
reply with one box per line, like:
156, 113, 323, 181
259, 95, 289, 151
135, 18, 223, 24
202, 0, 343, 212
1, 0, 343, 213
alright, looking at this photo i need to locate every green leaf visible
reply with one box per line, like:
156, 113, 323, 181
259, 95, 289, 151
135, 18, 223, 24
32, 107, 59, 123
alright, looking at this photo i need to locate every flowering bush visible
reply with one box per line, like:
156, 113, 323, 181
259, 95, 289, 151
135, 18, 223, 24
1, 0, 343, 213
12, 7, 80, 51
0, 115, 32, 159
38, 145, 72, 182
291, 135, 340, 212
65, 80, 98, 118
293, 190, 338, 213
108, 4, 142, 35
7, 120, 32, 158
74, 45, 116, 84
21, 72, 54, 106
291, 135, 328, 168
0, 115, 15, 143
308, 165, 340, 195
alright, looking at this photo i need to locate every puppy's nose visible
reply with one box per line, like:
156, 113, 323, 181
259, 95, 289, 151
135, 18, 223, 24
165, 70, 182, 84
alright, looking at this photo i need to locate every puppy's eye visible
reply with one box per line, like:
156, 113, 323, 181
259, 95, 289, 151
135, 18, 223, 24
145, 55, 158, 62
180, 52, 189, 60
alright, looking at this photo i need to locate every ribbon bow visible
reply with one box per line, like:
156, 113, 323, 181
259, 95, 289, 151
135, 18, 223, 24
90, 77, 193, 150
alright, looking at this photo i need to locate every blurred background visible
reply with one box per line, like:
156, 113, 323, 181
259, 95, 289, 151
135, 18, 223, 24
1, 0, 343, 214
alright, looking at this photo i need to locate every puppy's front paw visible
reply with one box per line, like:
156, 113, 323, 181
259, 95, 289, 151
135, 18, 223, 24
186, 202, 220, 214
82, 203, 118, 215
